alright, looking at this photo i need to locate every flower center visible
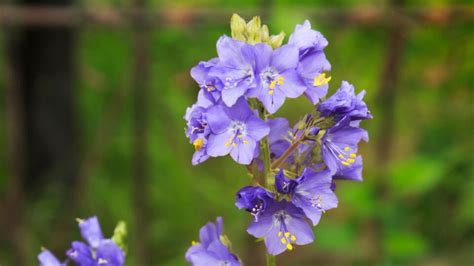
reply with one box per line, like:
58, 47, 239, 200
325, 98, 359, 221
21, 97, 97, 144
225, 121, 249, 147
260, 67, 283, 95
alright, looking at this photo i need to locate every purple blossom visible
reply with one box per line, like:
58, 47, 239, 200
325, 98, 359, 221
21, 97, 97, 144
206, 98, 269, 165
318, 81, 372, 122
321, 118, 368, 175
288, 20, 328, 57
247, 199, 314, 255
210, 36, 257, 107
38, 249, 67, 266
275, 169, 338, 225
66, 216, 125, 266
250, 43, 307, 114
235, 186, 274, 221
191, 58, 223, 103
186, 217, 240, 266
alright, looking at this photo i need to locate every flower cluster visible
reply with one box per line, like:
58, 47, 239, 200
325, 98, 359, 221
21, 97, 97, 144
186, 217, 241, 266
38, 216, 126, 266
185, 14, 372, 262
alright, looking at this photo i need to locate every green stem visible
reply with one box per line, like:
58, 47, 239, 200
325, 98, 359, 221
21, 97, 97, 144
266, 253, 276, 266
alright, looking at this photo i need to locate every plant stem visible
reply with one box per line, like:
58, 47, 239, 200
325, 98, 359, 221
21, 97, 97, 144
270, 132, 305, 170
266, 253, 276, 266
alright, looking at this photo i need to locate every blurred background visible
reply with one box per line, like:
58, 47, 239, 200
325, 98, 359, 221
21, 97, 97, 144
0, 0, 473, 265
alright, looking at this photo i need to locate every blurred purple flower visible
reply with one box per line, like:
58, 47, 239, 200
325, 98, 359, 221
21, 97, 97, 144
186, 217, 240, 266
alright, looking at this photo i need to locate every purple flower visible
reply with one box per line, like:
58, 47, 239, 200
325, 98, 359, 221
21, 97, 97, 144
297, 51, 331, 104
250, 43, 307, 114
275, 169, 338, 225
186, 217, 240, 266
321, 118, 368, 175
191, 58, 223, 103
206, 98, 269, 165
267, 118, 291, 159
288, 20, 328, 57
38, 249, 67, 266
318, 81, 372, 122
247, 200, 314, 255
66, 216, 125, 266
235, 186, 274, 221
210, 36, 257, 107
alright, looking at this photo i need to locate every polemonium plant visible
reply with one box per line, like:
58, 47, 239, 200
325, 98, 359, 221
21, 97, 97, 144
184, 14, 372, 265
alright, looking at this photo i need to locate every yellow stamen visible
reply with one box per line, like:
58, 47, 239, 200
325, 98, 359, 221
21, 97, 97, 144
278, 231, 282, 237
232, 143, 237, 148
344, 146, 350, 151
290, 235, 296, 242
286, 243, 293, 250
268, 89, 274, 95
347, 158, 355, 163
281, 238, 287, 244
350, 153, 357, 158
277, 76, 284, 85
243, 140, 249, 145
193, 138, 204, 151
341, 161, 351, 166
313, 73, 331, 86
269, 80, 277, 89
237, 134, 243, 139
191, 240, 199, 245
284, 232, 290, 237
338, 154, 345, 159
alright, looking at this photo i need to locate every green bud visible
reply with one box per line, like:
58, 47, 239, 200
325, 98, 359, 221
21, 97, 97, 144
261, 24, 270, 42
230, 14, 247, 41
111, 221, 127, 254
268, 31, 285, 49
246, 16, 262, 44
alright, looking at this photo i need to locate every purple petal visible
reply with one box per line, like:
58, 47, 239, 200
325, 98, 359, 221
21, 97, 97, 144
226, 98, 254, 121
95, 240, 125, 266
253, 43, 272, 72
258, 88, 285, 114
271, 44, 299, 71
78, 216, 103, 248
221, 84, 248, 107
279, 69, 306, 98
206, 105, 231, 134
38, 250, 63, 266
247, 215, 273, 238
207, 131, 233, 157
230, 138, 257, 165
246, 116, 270, 141
67, 241, 95, 265
264, 226, 287, 255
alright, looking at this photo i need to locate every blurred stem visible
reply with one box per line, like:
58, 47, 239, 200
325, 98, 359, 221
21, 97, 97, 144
266, 253, 276, 266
